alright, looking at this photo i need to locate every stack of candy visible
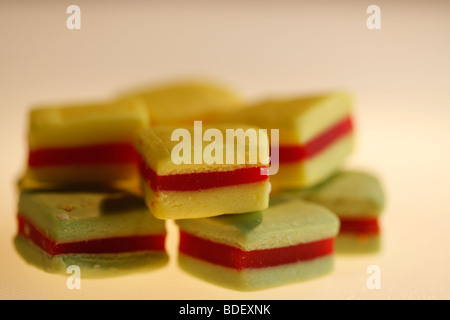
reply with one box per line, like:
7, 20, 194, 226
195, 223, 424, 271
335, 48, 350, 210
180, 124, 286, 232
14, 78, 385, 290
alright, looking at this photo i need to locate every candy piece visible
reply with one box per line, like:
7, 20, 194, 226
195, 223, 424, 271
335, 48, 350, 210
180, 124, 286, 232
287, 170, 385, 253
118, 79, 244, 126
134, 124, 271, 219
212, 91, 354, 190
14, 190, 168, 277
176, 198, 339, 291
26, 98, 149, 185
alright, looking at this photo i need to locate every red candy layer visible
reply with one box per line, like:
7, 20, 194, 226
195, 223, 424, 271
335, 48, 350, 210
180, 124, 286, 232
179, 230, 334, 270
278, 115, 353, 164
139, 159, 269, 191
28, 143, 138, 168
17, 214, 165, 255
339, 218, 380, 235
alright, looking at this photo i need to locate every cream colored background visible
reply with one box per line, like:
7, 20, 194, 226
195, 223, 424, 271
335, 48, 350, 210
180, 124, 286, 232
1, 0, 449, 299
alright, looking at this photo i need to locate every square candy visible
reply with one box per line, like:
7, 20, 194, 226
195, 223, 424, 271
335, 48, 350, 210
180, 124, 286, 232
212, 91, 355, 190
26, 98, 149, 185
135, 123, 271, 219
14, 190, 168, 277
176, 198, 339, 291
287, 170, 386, 253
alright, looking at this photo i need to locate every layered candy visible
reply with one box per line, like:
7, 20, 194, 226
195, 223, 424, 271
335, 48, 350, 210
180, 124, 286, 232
118, 79, 244, 126
134, 124, 271, 219
14, 190, 168, 277
176, 198, 340, 291
212, 91, 354, 191
288, 170, 385, 253
26, 98, 149, 185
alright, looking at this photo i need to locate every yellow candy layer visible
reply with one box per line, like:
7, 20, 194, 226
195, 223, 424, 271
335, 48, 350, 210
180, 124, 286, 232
141, 179, 270, 220
28, 98, 149, 149
270, 133, 354, 190
135, 123, 269, 175
212, 91, 353, 145
118, 80, 244, 126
